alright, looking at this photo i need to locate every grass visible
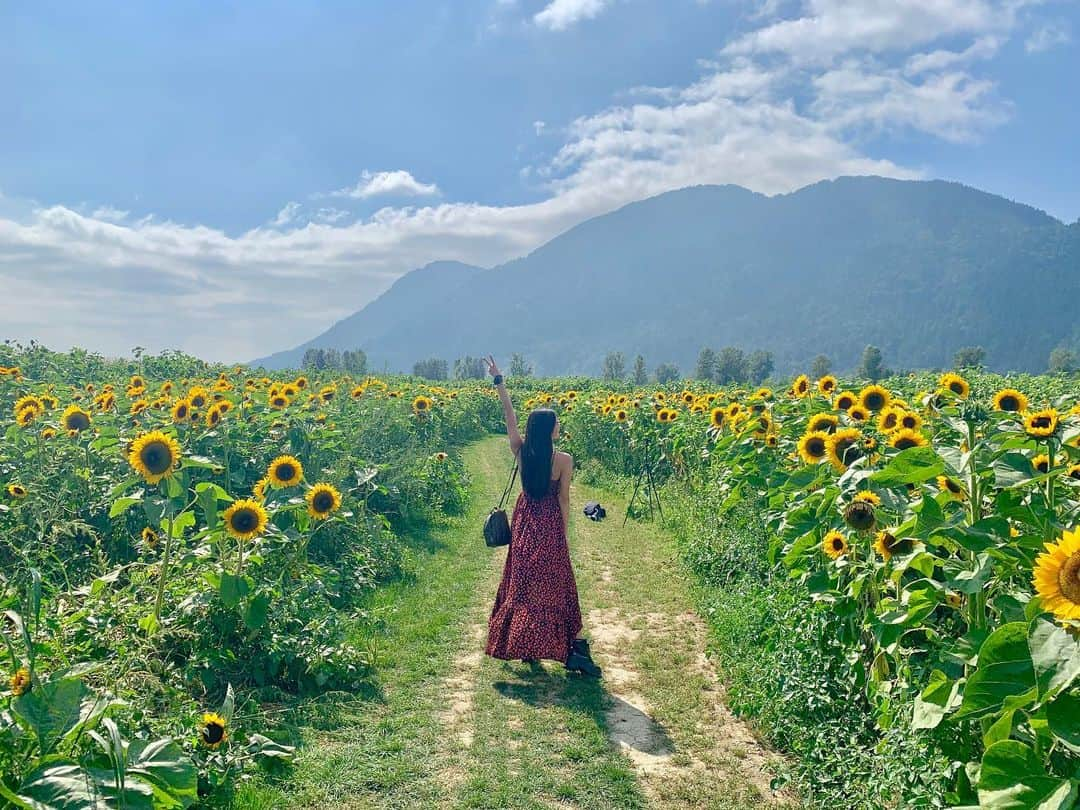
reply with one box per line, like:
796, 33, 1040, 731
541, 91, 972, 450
224, 436, 786, 809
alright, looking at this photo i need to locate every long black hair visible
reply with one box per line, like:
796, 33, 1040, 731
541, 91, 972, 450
520, 408, 557, 499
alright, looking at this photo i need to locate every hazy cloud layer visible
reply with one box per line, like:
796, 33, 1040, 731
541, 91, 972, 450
0, 0, 1057, 362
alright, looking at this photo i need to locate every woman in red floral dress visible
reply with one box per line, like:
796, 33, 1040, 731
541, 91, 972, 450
483, 356, 601, 677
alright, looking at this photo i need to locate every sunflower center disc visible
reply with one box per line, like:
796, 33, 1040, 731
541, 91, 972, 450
141, 444, 171, 474
233, 511, 256, 532
204, 724, 224, 744
1059, 552, 1080, 604
314, 494, 333, 512
277, 464, 295, 481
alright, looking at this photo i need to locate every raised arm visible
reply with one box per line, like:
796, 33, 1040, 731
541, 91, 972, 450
486, 355, 523, 454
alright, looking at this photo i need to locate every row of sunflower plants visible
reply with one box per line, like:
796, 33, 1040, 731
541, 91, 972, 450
0, 349, 501, 805
559, 372, 1080, 806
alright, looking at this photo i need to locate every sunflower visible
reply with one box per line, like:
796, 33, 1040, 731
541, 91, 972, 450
844, 500, 877, 532
42, 428, 56, 439
434, 451, 448, 462
141, 527, 160, 549
188, 387, 209, 409
171, 400, 191, 423
709, 407, 725, 429
898, 411, 923, 432
269, 394, 290, 410
223, 499, 268, 541
412, 396, 434, 415
833, 391, 857, 412
351, 385, 366, 399
15, 408, 37, 428
128, 431, 182, 484
1025, 409, 1059, 438
1033, 528, 1080, 621
992, 388, 1028, 413
614, 409, 629, 423
267, 455, 304, 488
826, 428, 864, 472
946, 591, 964, 609
14, 395, 44, 418
206, 404, 225, 428
822, 531, 848, 559
6, 483, 27, 499
874, 530, 914, 561
876, 406, 902, 433
1026, 455, 1054, 477
817, 376, 838, 396
252, 477, 270, 502
665, 408, 679, 422
9, 667, 30, 697
852, 491, 881, 506
937, 476, 965, 499
200, 712, 228, 749
938, 373, 970, 399
792, 375, 811, 398
1067, 464, 1080, 481
319, 386, 336, 403
807, 413, 839, 434
793, 431, 826, 464
294, 376, 309, 390
306, 483, 342, 519
847, 405, 870, 423
130, 399, 149, 416
859, 385, 891, 412
889, 429, 928, 451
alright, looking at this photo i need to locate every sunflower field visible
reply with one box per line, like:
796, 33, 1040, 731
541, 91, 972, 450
557, 373, 1080, 807
0, 345, 500, 807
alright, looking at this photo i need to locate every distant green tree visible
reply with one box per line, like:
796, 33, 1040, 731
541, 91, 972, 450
953, 346, 987, 369
602, 352, 626, 381
694, 348, 717, 381
746, 350, 774, 385
302, 347, 342, 371
810, 354, 832, 379
715, 347, 747, 384
859, 345, 886, 381
413, 358, 448, 380
633, 355, 648, 386
654, 363, 680, 384
342, 349, 368, 376
1049, 347, 1077, 373
508, 353, 532, 378
453, 355, 487, 379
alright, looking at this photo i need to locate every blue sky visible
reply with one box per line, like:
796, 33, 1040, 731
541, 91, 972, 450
1, 0, 1077, 361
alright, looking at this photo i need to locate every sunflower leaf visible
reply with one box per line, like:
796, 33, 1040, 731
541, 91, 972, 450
955, 622, 1036, 720
1028, 616, 1080, 700
977, 740, 1077, 809
869, 446, 945, 486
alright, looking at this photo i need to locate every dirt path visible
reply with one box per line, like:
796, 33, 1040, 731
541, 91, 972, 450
438, 440, 794, 809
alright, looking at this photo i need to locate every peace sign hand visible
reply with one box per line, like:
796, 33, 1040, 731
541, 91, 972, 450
485, 355, 502, 378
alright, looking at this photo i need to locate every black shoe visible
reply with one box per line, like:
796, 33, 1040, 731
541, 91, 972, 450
572, 638, 591, 658
565, 650, 602, 678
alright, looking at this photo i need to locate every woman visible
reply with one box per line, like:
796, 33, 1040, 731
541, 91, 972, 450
483, 356, 602, 677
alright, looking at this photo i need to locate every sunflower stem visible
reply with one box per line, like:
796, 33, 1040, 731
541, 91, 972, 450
152, 497, 176, 626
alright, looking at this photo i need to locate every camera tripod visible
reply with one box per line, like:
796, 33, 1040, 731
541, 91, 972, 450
624, 437, 665, 526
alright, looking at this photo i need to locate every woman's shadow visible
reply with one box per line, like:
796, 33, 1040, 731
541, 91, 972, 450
492, 663, 675, 760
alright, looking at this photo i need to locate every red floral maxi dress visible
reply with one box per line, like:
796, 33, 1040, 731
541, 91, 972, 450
486, 477, 583, 663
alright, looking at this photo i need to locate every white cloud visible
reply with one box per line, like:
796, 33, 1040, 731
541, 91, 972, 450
533, 120, 547, 135
89, 205, 130, 223
725, 0, 1016, 64
534, 0, 614, 31
1026, 20, 1071, 52
904, 35, 1001, 76
270, 201, 302, 227
1, 0, 1048, 363
329, 170, 440, 200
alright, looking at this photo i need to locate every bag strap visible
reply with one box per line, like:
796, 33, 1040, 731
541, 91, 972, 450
497, 461, 519, 510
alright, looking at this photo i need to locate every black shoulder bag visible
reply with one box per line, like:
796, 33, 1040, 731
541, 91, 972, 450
483, 462, 519, 547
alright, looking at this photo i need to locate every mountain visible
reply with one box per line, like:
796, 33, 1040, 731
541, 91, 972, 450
252, 177, 1080, 375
